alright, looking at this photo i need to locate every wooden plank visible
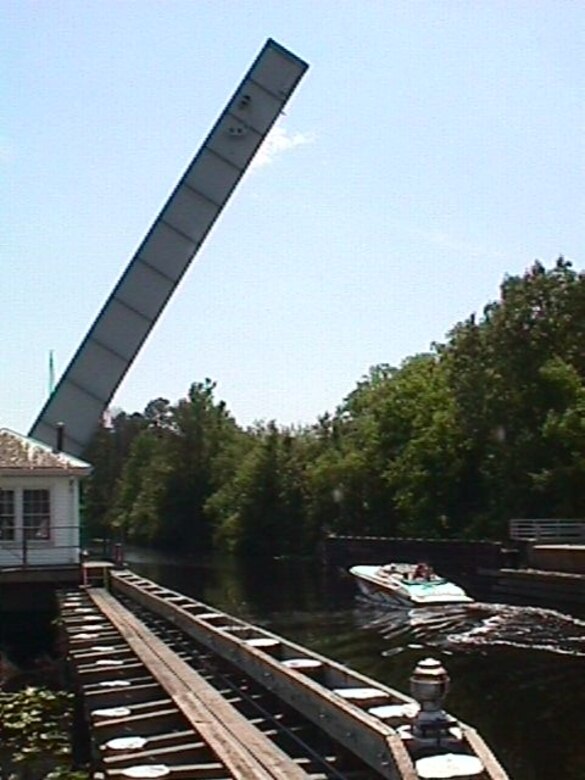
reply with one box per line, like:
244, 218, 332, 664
77, 661, 147, 685
88, 588, 309, 780
106, 697, 174, 712
92, 708, 186, 739
85, 682, 166, 708
101, 728, 198, 751
461, 726, 510, 780
72, 646, 133, 661
103, 763, 229, 780
102, 740, 210, 767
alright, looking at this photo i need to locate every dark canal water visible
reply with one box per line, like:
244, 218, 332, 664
125, 549, 585, 780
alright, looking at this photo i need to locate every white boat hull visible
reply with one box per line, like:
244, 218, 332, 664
350, 564, 473, 607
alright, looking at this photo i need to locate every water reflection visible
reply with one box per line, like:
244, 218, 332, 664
125, 548, 327, 620
355, 600, 585, 658
353, 599, 585, 780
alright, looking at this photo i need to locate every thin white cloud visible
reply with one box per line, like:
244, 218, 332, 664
419, 228, 505, 261
252, 125, 315, 170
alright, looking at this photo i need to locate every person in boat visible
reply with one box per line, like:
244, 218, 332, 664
413, 562, 432, 581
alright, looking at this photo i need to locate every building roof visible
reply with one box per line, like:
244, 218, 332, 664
0, 428, 92, 476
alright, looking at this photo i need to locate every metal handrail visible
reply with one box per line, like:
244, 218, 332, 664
510, 518, 585, 541
0, 523, 81, 568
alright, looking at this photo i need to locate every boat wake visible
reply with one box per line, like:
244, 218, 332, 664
356, 600, 585, 658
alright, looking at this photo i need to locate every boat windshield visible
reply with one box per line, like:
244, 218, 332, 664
377, 563, 444, 583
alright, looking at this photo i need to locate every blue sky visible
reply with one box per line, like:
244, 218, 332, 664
3, 1, 583, 435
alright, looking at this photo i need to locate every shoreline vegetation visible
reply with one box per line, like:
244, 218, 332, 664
83, 258, 585, 554
0, 633, 88, 778
0, 681, 87, 780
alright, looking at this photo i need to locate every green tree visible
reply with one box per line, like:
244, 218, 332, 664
108, 381, 245, 550
209, 423, 310, 556
82, 410, 146, 538
443, 258, 585, 534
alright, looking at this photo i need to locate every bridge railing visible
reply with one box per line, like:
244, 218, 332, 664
0, 523, 80, 568
0, 531, 126, 574
510, 518, 585, 542
83, 536, 125, 566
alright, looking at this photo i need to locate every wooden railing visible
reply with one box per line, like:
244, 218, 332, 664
510, 518, 585, 542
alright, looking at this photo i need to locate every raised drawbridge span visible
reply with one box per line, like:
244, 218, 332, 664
30, 39, 308, 456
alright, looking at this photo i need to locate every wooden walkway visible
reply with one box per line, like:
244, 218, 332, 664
63, 589, 311, 779
60, 572, 509, 779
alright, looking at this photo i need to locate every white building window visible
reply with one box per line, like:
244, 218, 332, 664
23, 489, 51, 540
0, 489, 15, 540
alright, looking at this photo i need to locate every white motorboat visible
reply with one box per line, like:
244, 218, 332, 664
349, 562, 473, 607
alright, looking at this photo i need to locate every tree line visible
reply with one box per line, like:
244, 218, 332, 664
83, 258, 585, 555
